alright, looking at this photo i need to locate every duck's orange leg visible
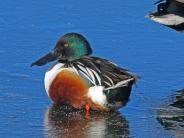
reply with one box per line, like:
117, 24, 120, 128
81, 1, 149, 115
85, 104, 91, 118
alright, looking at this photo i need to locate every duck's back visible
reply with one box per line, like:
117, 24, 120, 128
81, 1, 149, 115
70, 56, 138, 109
71, 56, 137, 88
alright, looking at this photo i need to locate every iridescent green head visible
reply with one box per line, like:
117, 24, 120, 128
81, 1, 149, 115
31, 33, 92, 66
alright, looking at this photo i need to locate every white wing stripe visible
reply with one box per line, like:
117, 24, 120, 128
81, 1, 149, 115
86, 67, 96, 85
77, 61, 84, 66
77, 64, 90, 77
104, 81, 112, 87
91, 69, 101, 85
75, 63, 98, 85
104, 75, 114, 85
71, 64, 79, 75
78, 70, 95, 85
104, 78, 134, 90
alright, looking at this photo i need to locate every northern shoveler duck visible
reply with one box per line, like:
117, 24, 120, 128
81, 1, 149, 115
147, 0, 184, 32
31, 33, 138, 112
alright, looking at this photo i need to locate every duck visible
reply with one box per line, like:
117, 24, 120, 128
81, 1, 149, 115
147, 0, 184, 32
31, 33, 138, 112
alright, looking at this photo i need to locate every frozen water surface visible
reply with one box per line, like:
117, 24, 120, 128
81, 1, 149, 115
0, 0, 184, 137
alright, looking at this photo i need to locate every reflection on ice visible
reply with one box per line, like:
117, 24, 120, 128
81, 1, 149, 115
44, 104, 130, 138
157, 89, 184, 137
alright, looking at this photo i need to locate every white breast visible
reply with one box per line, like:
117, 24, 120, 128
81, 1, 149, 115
44, 63, 65, 96
44, 63, 78, 97
44, 63, 81, 97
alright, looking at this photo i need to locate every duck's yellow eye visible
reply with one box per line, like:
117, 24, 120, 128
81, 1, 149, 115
64, 43, 69, 47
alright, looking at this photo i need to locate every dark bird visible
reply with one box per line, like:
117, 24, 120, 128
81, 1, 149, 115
147, 0, 184, 32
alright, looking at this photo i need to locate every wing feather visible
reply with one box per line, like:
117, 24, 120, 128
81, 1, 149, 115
72, 56, 138, 89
